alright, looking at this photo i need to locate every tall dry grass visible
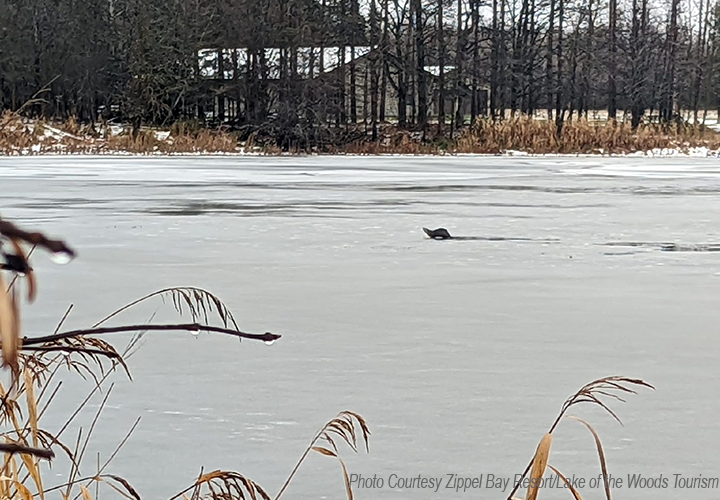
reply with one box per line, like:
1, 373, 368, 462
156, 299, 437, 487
0, 111, 240, 155
0, 112, 47, 154
0, 216, 373, 500
345, 117, 720, 155
5, 111, 720, 155
508, 376, 654, 500
457, 118, 720, 154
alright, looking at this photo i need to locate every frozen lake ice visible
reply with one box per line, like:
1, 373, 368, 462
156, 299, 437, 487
0, 155, 718, 500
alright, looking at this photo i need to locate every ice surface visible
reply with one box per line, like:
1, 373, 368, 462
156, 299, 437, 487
0, 155, 718, 500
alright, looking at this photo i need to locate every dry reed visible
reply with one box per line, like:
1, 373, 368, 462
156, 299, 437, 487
345, 118, 720, 155
4, 112, 720, 155
0, 111, 240, 155
525, 434, 553, 500
168, 470, 271, 500
457, 117, 720, 155
0, 215, 376, 500
507, 376, 654, 500
275, 411, 370, 500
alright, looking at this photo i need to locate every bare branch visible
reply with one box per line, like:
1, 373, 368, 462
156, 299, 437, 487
23, 323, 281, 346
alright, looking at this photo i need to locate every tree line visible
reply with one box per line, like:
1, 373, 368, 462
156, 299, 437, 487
2, 0, 720, 145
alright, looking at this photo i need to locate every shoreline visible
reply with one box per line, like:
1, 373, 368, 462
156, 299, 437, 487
4, 112, 720, 158
2, 147, 718, 158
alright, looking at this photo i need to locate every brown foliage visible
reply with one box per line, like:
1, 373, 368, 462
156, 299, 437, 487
5, 113, 720, 155
0, 111, 240, 155
0, 217, 297, 500
344, 118, 720, 155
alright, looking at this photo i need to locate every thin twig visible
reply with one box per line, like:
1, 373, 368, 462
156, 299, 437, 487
54, 332, 145, 441
68, 385, 115, 495
23, 323, 281, 346
14, 75, 60, 115
54, 304, 75, 334
38, 380, 63, 420
274, 429, 324, 500
71, 416, 142, 500
66, 428, 84, 498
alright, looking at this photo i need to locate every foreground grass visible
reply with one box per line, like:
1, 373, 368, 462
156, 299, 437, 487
3, 110, 720, 155
0, 215, 654, 500
0, 216, 368, 500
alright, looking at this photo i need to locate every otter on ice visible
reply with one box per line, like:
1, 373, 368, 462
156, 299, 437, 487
422, 227, 557, 243
422, 227, 452, 240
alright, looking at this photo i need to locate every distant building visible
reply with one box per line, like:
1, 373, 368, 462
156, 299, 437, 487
195, 46, 488, 123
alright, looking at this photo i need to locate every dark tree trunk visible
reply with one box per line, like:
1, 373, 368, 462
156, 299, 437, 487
579, 0, 594, 118
398, 37, 408, 127
491, 0, 499, 118
217, 49, 225, 122
629, 0, 645, 128
414, 0, 427, 133
380, 0, 389, 122
498, 0, 506, 118
546, 0, 555, 121
350, 48, 358, 123
661, 0, 680, 122
608, 0, 617, 119
471, 0, 480, 122
455, 0, 464, 127
437, 0, 445, 133
370, 0, 380, 140
339, 48, 347, 127
554, 0, 565, 133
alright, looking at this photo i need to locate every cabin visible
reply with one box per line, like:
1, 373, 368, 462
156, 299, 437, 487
195, 46, 489, 125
